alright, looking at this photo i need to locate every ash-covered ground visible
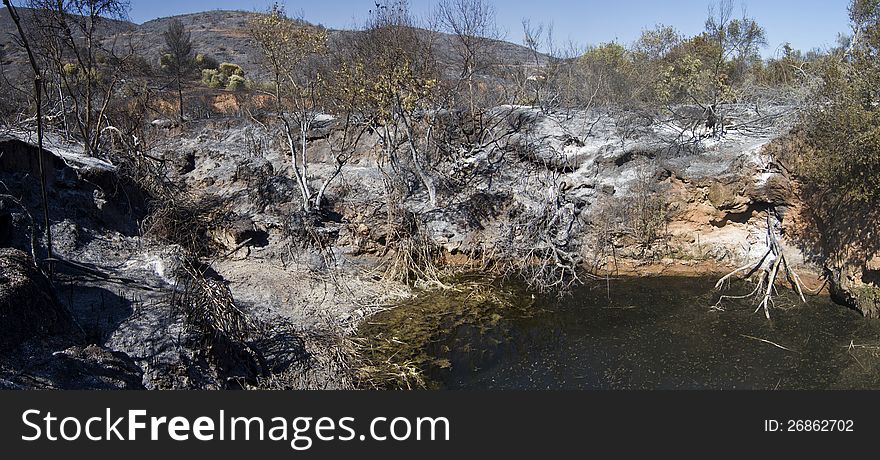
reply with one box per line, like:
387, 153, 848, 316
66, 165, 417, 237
1, 103, 831, 389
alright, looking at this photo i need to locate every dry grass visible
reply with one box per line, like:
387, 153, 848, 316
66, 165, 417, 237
142, 193, 232, 257
169, 260, 256, 345
375, 211, 450, 289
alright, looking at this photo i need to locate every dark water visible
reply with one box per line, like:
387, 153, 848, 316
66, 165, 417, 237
360, 277, 880, 390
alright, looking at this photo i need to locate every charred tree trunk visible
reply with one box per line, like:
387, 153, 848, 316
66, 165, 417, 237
3, 0, 53, 273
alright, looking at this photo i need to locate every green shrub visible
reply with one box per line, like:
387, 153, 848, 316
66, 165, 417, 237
201, 69, 226, 88
218, 62, 244, 77
200, 62, 247, 89
226, 74, 246, 91
792, 0, 880, 270
62, 62, 79, 76
248, 80, 275, 93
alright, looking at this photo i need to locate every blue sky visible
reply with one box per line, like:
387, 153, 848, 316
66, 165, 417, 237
128, 0, 851, 57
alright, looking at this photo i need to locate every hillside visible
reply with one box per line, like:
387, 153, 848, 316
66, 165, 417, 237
0, 8, 546, 82
0, 7, 134, 76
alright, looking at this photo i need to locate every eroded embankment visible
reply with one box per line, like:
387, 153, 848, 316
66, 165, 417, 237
1, 104, 871, 389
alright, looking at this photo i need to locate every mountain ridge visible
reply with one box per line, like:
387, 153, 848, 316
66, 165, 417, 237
0, 7, 547, 82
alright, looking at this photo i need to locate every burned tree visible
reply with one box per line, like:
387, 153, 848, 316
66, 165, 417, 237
160, 18, 195, 122
26, 0, 134, 156
435, 0, 502, 116
2, 0, 52, 264
249, 4, 333, 213
249, 3, 326, 110
348, 0, 442, 208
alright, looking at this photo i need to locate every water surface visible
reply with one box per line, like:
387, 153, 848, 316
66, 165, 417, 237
358, 277, 880, 390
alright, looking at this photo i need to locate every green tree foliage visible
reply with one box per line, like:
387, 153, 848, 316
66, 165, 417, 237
570, 2, 766, 110
654, 34, 726, 105
218, 63, 245, 77
848, 0, 880, 55
248, 3, 332, 211
703, 0, 767, 86
756, 43, 810, 86
804, 0, 880, 206
226, 75, 246, 91
249, 2, 327, 108
347, 0, 438, 123
340, 0, 440, 206
577, 42, 638, 105
651, 2, 765, 107
631, 24, 681, 61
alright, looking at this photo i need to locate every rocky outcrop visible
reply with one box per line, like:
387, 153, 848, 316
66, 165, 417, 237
0, 137, 68, 185
0, 249, 75, 352
828, 257, 880, 318
424, 106, 804, 273
9, 345, 145, 390
209, 217, 270, 253
167, 148, 197, 175
0, 249, 147, 389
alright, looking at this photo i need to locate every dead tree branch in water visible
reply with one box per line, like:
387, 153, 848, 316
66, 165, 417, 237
740, 334, 798, 353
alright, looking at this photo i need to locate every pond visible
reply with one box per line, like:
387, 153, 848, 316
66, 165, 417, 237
356, 276, 880, 390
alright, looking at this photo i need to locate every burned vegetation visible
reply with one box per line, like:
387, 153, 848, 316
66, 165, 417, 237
1, 0, 878, 389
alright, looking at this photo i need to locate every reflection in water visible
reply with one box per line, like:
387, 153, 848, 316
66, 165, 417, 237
358, 277, 880, 390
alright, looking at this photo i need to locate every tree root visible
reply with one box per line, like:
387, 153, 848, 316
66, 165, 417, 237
713, 212, 807, 319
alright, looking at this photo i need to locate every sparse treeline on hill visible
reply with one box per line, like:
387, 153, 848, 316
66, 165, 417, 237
0, 0, 834, 127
